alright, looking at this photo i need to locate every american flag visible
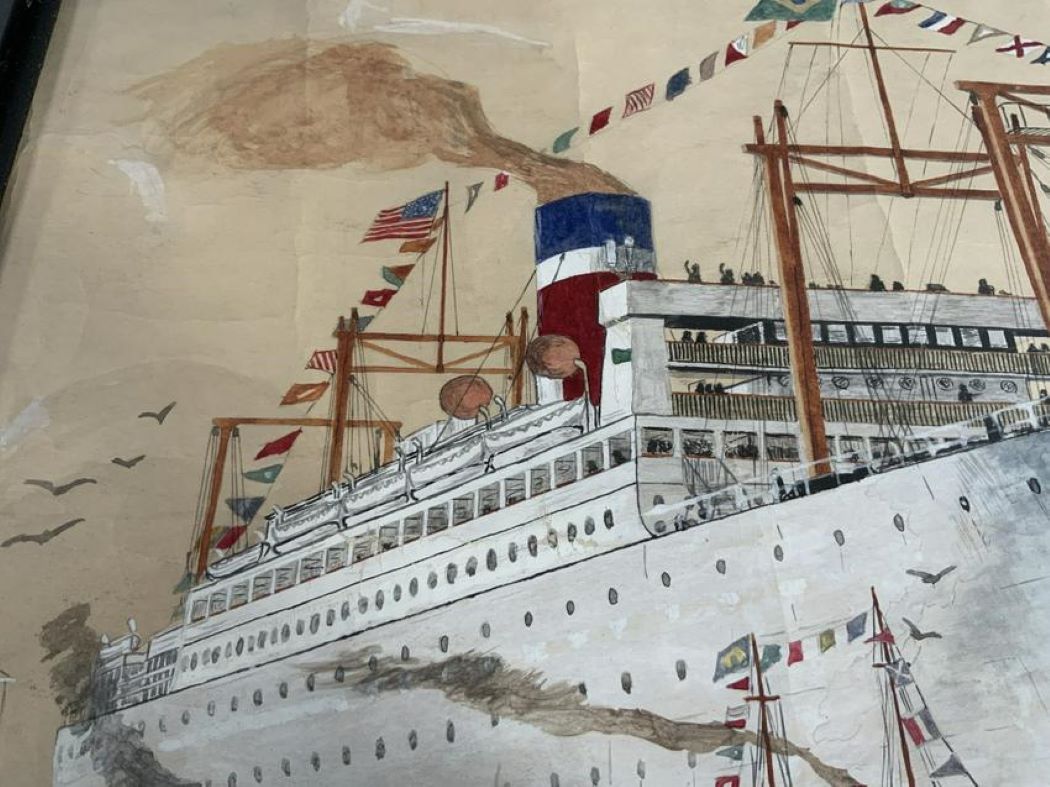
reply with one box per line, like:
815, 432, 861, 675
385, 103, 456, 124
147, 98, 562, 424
361, 190, 443, 242
623, 83, 655, 118
307, 349, 337, 373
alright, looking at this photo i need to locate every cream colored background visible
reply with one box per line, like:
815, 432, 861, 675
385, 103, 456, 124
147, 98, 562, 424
1, 1, 1048, 783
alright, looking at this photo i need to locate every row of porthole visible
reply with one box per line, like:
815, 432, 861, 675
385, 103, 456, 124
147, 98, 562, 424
183, 508, 617, 675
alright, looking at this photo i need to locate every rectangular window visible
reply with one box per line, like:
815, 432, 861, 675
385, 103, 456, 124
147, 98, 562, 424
379, 523, 400, 551
352, 532, 376, 562
773, 321, 787, 341
229, 582, 249, 609
251, 572, 273, 602
325, 544, 348, 572
682, 429, 715, 458
479, 483, 501, 515
960, 327, 982, 348
530, 466, 551, 496
402, 512, 423, 543
934, 326, 955, 347
554, 454, 578, 487
209, 591, 228, 616
871, 438, 901, 461
881, 325, 902, 345
838, 436, 866, 460
827, 324, 849, 344
300, 551, 324, 582
504, 475, 527, 506
274, 563, 297, 593
190, 598, 208, 622
766, 433, 800, 462
853, 324, 875, 344
427, 504, 449, 534
723, 431, 759, 460
641, 427, 673, 457
812, 324, 824, 342
452, 494, 474, 525
581, 443, 604, 477
987, 329, 1008, 349
609, 432, 633, 466
907, 325, 929, 345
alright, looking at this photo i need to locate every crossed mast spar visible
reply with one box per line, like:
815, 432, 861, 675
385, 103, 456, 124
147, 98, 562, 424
193, 182, 530, 579
746, 2, 1050, 476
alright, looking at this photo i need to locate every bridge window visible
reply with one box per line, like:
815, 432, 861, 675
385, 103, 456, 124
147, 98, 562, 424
190, 598, 207, 622
853, 324, 875, 344
300, 552, 324, 582
274, 564, 297, 593
773, 320, 787, 341
609, 432, 632, 466
427, 504, 449, 534
352, 532, 376, 562
229, 582, 249, 609
641, 428, 673, 457
209, 591, 228, 617
452, 494, 474, 525
907, 325, 929, 346
554, 454, 578, 486
378, 524, 399, 551
582, 444, 604, 477
871, 438, 902, 461
325, 544, 348, 572
766, 433, 800, 463
682, 429, 715, 459
530, 466, 551, 495
934, 326, 955, 346
960, 327, 982, 348
724, 431, 758, 460
987, 329, 1008, 349
403, 512, 423, 544
881, 325, 902, 345
251, 572, 272, 601
479, 483, 500, 515
505, 475, 527, 506
812, 324, 824, 342
827, 324, 848, 344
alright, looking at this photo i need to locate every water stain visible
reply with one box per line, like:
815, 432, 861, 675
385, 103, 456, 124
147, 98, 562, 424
75, 714, 200, 786
131, 40, 631, 203
39, 603, 99, 722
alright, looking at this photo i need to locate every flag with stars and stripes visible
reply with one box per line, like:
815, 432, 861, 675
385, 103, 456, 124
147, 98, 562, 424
361, 190, 443, 242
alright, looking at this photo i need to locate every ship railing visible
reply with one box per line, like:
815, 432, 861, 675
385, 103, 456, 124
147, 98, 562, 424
647, 397, 1050, 527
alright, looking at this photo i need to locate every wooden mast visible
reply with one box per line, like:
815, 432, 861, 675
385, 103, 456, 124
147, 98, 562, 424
195, 424, 234, 578
437, 181, 451, 372
325, 311, 358, 485
871, 588, 917, 787
748, 633, 780, 787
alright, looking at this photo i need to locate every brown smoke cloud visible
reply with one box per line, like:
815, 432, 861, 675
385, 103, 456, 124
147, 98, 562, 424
132, 39, 631, 203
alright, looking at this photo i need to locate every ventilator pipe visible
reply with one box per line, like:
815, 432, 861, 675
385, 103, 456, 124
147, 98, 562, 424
477, 406, 492, 430
493, 395, 508, 423
341, 471, 357, 491
573, 358, 593, 431
412, 438, 425, 465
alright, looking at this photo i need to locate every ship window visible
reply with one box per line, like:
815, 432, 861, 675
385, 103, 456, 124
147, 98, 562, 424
252, 689, 262, 706
508, 542, 518, 562
375, 590, 384, 610
452, 494, 474, 525
352, 532, 376, 562
609, 431, 632, 466
530, 466, 551, 495
258, 630, 267, 648
724, 431, 758, 460
505, 475, 527, 506
881, 325, 902, 345
340, 601, 350, 620
827, 324, 848, 343
300, 551, 324, 582
682, 429, 715, 459
582, 444, 604, 476
641, 428, 673, 457
486, 548, 497, 571
479, 484, 500, 515
251, 572, 272, 601
427, 571, 438, 589
554, 454, 578, 487
465, 556, 478, 576
325, 544, 348, 572
906, 325, 929, 345
960, 327, 982, 348
295, 619, 304, 636
987, 329, 1008, 349
427, 504, 449, 534
766, 433, 800, 462
871, 438, 902, 461
281, 624, 290, 642
229, 582, 249, 609
209, 591, 228, 616
837, 436, 866, 461
527, 534, 538, 556
378, 523, 399, 551
773, 320, 787, 341
358, 597, 368, 614
402, 512, 423, 544
393, 584, 401, 602
446, 563, 458, 584
310, 613, 321, 633
934, 326, 955, 346
853, 324, 875, 344
567, 523, 577, 542
274, 564, 297, 592
190, 598, 207, 622
812, 324, 824, 343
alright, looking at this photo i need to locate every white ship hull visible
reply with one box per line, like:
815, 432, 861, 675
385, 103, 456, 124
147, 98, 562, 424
54, 428, 1050, 786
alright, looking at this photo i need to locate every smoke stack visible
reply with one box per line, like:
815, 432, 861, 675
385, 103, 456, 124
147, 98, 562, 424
533, 193, 657, 404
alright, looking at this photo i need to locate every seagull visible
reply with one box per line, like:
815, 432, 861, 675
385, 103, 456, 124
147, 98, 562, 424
906, 565, 957, 585
2, 519, 85, 548
23, 478, 96, 496
902, 617, 943, 641
111, 455, 146, 469
138, 401, 176, 424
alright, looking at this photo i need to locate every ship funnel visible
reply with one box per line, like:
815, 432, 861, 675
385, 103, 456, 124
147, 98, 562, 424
439, 375, 494, 420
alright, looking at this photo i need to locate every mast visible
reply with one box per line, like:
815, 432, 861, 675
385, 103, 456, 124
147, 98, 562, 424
437, 180, 451, 372
871, 588, 916, 787
325, 312, 358, 486
195, 424, 234, 578
748, 633, 780, 787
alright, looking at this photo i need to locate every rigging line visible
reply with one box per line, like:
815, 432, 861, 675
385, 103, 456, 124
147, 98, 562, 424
796, 29, 864, 122
420, 229, 443, 334
870, 29, 968, 122
448, 218, 461, 335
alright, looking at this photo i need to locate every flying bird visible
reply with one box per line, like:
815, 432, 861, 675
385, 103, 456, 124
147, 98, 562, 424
906, 565, 957, 585
2, 518, 85, 548
111, 455, 146, 469
23, 478, 96, 496
138, 401, 176, 424
902, 617, 943, 641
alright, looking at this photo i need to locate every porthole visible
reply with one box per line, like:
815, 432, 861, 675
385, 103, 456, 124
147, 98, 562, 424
259, 630, 267, 648
481, 622, 491, 638
279, 682, 288, 699
604, 509, 614, 528
446, 720, 456, 742
893, 513, 905, 532
252, 766, 262, 783
578, 682, 587, 696
236, 638, 244, 656
527, 535, 538, 557
181, 710, 190, 725
281, 624, 290, 642
409, 577, 419, 596
334, 666, 345, 683
375, 590, 384, 610
368, 655, 378, 673
341, 746, 351, 766
688, 751, 698, 768
326, 609, 335, 626
590, 766, 600, 786
833, 529, 845, 546
281, 758, 291, 777
637, 760, 646, 779
486, 549, 497, 571
717, 558, 728, 574
439, 635, 449, 653
230, 696, 239, 712
621, 672, 632, 693
375, 738, 386, 760
427, 571, 438, 589
566, 600, 575, 615
524, 611, 533, 627
773, 545, 784, 562
393, 584, 402, 601
1029, 477, 1042, 494
959, 495, 971, 511
306, 673, 315, 692
212, 647, 221, 662
295, 620, 304, 636
551, 775, 560, 787
226, 643, 232, 658
401, 645, 410, 661
675, 659, 687, 680
310, 752, 320, 772
341, 601, 351, 620
608, 588, 619, 605
508, 542, 518, 562
547, 529, 558, 548
252, 689, 263, 706
358, 597, 368, 614
207, 700, 216, 717
190, 653, 198, 670
408, 729, 418, 750
465, 557, 478, 576
159, 718, 167, 732
654, 520, 667, 533
567, 523, 577, 542
584, 517, 595, 535
491, 713, 500, 727
446, 563, 458, 584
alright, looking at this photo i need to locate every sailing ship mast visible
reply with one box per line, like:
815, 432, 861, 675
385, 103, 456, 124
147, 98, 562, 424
746, 3, 1050, 476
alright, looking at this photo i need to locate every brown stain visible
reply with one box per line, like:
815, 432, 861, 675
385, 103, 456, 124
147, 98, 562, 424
38, 603, 99, 722
310, 649, 864, 786
132, 40, 631, 203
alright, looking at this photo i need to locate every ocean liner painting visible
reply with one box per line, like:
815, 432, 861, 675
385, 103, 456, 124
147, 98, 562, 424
52, 4, 1050, 785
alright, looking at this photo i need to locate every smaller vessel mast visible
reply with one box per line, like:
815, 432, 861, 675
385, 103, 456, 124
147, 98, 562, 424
871, 587, 916, 787
748, 632, 781, 787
